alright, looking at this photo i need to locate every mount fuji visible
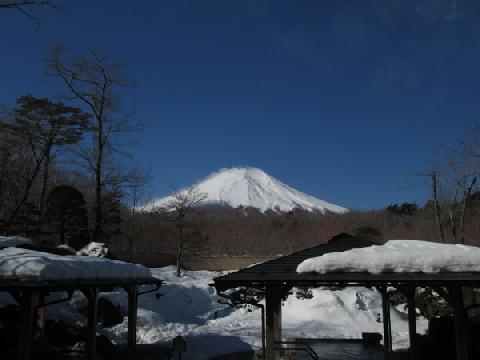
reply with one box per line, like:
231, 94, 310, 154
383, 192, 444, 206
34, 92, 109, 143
146, 167, 347, 213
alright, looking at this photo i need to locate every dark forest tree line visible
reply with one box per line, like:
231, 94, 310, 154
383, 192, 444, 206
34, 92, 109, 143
111, 194, 480, 264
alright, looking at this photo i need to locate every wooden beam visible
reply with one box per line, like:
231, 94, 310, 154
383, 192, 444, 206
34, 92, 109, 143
265, 284, 282, 360
381, 287, 392, 359
127, 286, 138, 360
86, 288, 99, 360
407, 286, 417, 356
449, 286, 469, 360
17, 291, 39, 360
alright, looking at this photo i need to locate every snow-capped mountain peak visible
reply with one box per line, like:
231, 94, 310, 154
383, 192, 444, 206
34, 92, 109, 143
147, 167, 347, 213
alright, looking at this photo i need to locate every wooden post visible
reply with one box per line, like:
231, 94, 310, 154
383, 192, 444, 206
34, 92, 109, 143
407, 286, 417, 356
86, 288, 99, 360
17, 291, 39, 360
381, 287, 392, 359
449, 286, 469, 360
127, 286, 138, 360
265, 284, 282, 360
260, 305, 266, 360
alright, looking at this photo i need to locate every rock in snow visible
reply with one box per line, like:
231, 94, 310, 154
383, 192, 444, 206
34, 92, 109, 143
297, 240, 480, 274
146, 167, 347, 213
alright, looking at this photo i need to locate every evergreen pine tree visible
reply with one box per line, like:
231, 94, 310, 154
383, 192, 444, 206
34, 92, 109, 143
45, 185, 89, 249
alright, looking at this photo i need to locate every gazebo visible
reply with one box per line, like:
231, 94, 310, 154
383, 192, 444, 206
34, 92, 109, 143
213, 233, 480, 360
0, 240, 162, 360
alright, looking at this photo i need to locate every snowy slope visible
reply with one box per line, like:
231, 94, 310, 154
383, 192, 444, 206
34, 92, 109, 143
146, 167, 347, 213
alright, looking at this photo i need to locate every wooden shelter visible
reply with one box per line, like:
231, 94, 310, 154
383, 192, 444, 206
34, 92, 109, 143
213, 233, 480, 360
0, 244, 162, 360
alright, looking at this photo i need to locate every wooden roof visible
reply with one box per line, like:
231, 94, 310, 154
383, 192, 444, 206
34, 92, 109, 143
213, 233, 480, 291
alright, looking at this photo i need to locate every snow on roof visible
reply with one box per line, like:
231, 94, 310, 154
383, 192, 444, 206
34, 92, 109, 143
0, 247, 152, 282
0, 236, 33, 249
297, 240, 480, 274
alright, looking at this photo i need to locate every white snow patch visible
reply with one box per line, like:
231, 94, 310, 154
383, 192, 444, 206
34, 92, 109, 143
0, 236, 32, 248
145, 167, 347, 214
0, 247, 151, 281
297, 240, 480, 274
77, 242, 108, 257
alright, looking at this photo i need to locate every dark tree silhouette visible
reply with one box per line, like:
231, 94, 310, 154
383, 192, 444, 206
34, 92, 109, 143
98, 190, 123, 244
46, 185, 89, 249
0, 95, 89, 230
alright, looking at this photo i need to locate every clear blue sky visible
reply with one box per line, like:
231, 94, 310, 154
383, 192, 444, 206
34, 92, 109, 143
1, 0, 479, 210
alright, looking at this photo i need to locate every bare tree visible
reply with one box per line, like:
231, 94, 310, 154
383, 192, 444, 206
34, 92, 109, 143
48, 45, 141, 242
155, 188, 207, 277
455, 122, 480, 243
431, 170, 446, 243
0, 1, 59, 24
124, 167, 152, 262
420, 123, 480, 244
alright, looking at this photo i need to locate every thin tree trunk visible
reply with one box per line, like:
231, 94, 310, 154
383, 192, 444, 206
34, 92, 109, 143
459, 176, 477, 244
176, 214, 184, 277
432, 172, 446, 243
128, 189, 137, 263
449, 210, 457, 244
94, 122, 104, 242
0, 152, 9, 214
39, 151, 51, 215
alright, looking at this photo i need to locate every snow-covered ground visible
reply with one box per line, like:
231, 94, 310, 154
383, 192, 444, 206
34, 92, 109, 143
0, 265, 427, 359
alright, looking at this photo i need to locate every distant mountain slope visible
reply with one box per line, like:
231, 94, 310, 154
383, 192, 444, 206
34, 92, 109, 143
146, 167, 347, 213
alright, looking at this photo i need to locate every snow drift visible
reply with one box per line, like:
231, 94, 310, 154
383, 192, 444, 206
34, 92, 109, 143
146, 167, 347, 213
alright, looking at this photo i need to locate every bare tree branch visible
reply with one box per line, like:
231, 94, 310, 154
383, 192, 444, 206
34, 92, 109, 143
0, 1, 60, 25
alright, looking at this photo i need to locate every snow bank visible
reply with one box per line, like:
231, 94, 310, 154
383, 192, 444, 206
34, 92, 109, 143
77, 242, 109, 257
0, 247, 151, 281
0, 236, 32, 249
297, 240, 480, 274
